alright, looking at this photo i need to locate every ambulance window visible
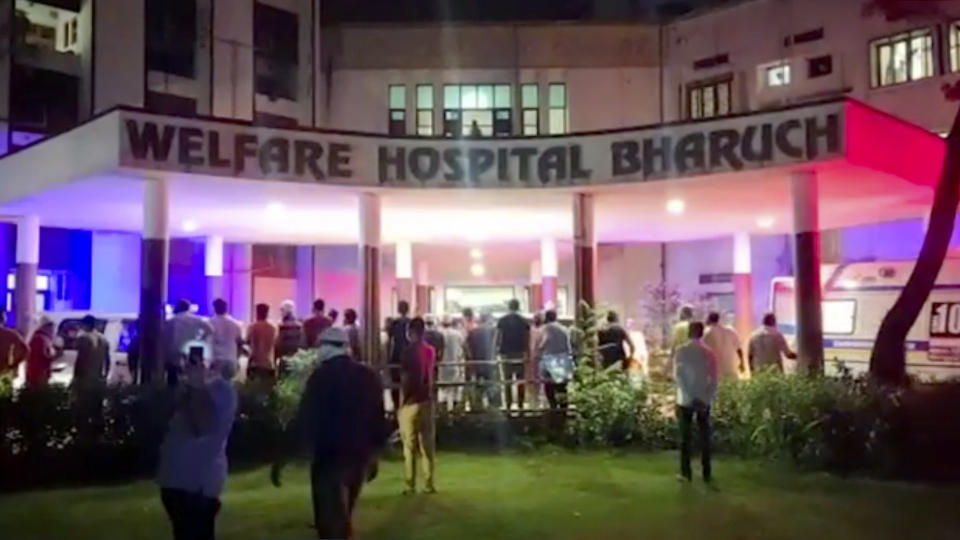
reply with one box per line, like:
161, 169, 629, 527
822, 300, 856, 335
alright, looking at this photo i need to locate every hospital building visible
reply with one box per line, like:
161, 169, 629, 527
0, 0, 958, 379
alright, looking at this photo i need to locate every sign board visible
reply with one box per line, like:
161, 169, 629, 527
118, 101, 845, 189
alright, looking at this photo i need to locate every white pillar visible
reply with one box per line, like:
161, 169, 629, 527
732, 232, 754, 366
791, 170, 824, 375
395, 240, 413, 309
540, 238, 558, 311
14, 215, 40, 337
140, 178, 170, 383
204, 236, 224, 314
359, 193, 381, 366
227, 243, 253, 323
573, 192, 596, 315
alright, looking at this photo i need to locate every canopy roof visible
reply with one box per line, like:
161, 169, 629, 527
0, 98, 944, 245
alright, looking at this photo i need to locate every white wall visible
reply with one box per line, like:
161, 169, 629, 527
92, 0, 145, 114
212, 0, 254, 120
665, 0, 960, 132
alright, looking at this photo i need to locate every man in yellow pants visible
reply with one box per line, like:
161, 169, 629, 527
399, 317, 437, 495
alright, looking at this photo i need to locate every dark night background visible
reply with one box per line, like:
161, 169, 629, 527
320, 0, 734, 24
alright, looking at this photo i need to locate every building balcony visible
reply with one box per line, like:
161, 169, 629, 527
13, 41, 82, 78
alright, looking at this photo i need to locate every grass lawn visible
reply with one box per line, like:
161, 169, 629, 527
2, 451, 959, 540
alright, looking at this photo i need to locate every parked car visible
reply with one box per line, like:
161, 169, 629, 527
12, 312, 138, 388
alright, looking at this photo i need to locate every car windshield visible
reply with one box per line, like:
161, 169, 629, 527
56, 318, 108, 350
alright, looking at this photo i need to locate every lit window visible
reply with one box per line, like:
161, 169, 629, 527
548, 83, 567, 134
388, 85, 406, 135
442, 84, 513, 137
871, 29, 934, 87
686, 78, 732, 120
950, 21, 960, 72
521, 83, 539, 135
416, 84, 433, 136
765, 62, 791, 87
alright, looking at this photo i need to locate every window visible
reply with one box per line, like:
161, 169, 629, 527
870, 29, 934, 87
765, 62, 791, 87
416, 85, 433, 136
254, 3, 299, 100
146, 0, 197, 78
808, 55, 833, 78
687, 78, 731, 120
442, 84, 512, 137
521, 83, 539, 136
548, 83, 567, 135
950, 21, 960, 72
388, 85, 406, 136
822, 300, 856, 335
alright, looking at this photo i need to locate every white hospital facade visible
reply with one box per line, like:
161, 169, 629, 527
0, 0, 958, 377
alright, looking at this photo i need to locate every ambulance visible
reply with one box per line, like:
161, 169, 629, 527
771, 259, 960, 381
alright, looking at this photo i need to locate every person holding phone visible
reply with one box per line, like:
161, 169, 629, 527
157, 347, 238, 540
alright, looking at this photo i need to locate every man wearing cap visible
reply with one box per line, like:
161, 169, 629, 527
271, 327, 387, 539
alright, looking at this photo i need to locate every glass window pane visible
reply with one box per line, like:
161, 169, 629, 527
389, 85, 405, 109
549, 84, 566, 107
689, 88, 701, 119
462, 110, 493, 136
521, 84, 538, 107
494, 85, 511, 108
717, 83, 730, 115
909, 34, 932, 80
477, 85, 494, 109
444, 85, 460, 109
416, 85, 433, 108
879, 43, 892, 86
417, 110, 432, 128
703, 87, 715, 117
548, 108, 566, 134
390, 110, 405, 121
461, 85, 477, 109
892, 40, 908, 83
417, 126, 432, 136
951, 24, 960, 72
445, 110, 460, 120
523, 125, 538, 136
495, 109, 510, 120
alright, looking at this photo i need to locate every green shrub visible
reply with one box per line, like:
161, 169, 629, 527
711, 366, 895, 473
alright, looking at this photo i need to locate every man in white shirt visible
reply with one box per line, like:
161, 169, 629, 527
673, 321, 717, 483
702, 312, 743, 379
209, 299, 243, 364
164, 299, 214, 387
748, 313, 797, 374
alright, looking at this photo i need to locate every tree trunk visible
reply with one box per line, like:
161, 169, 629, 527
869, 104, 960, 385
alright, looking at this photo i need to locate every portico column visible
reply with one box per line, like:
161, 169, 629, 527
528, 260, 543, 313
415, 261, 430, 315
227, 243, 253, 322
295, 245, 314, 318
573, 193, 597, 316
733, 232, 754, 351
204, 236, 224, 313
139, 178, 170, 384
791, 170, 825, 375
14, 215, 39, 337
540, 238, 558, 311
395, 241, 413, 309
359, 193, 382, 366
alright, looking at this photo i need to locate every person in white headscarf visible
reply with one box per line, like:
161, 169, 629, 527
272, 326, 387, 538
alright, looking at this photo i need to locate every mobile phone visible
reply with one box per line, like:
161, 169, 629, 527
188, 346, 204, 367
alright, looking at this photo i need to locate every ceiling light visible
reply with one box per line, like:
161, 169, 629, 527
469, 248, 483, 260
266, 201, 285, 215
666, 198, 685, 215
756, 216, 776, 229
470, 263, 485, 277
181, 220, 198, 232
